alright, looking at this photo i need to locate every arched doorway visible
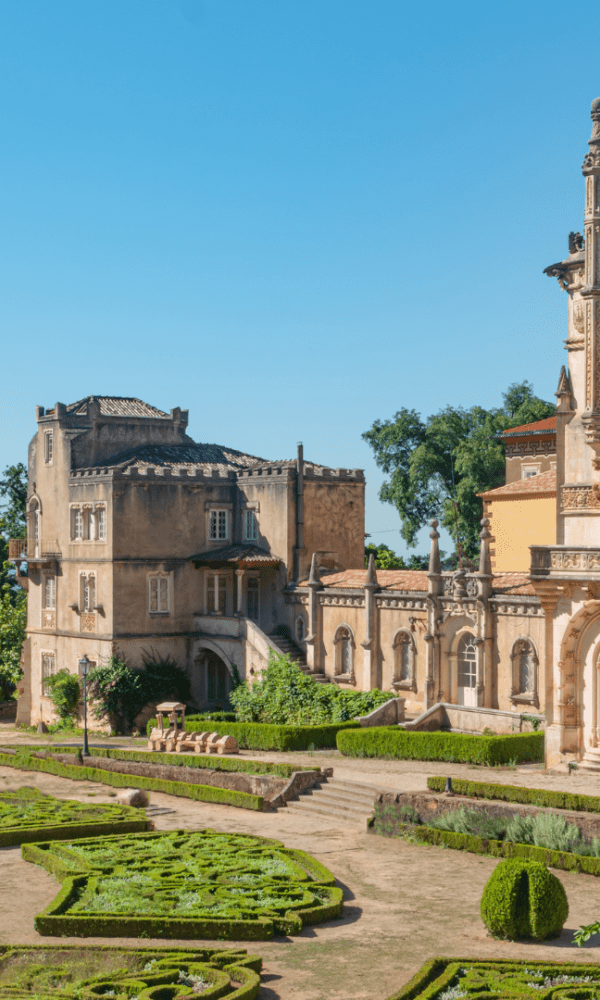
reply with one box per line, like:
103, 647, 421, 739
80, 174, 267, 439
192, 648, 233, 711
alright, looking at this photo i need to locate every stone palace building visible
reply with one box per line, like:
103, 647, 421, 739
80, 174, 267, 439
13, 97, 600, 768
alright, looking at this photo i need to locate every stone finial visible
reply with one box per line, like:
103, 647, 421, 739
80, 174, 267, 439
307, 552, 322, 589
582, 99, 600, 174
428, 518, 441, 575
478, 517, 492, 577
365, 552, 378, 589
555, 365, 573, 411
568, 231, 584, 254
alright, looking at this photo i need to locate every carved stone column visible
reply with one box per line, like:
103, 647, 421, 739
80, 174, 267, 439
235, 569, 244, 616
362, 554, 379, 691
425, 520, 442, 708
305, 554, 322, 674
581, 99, 600, 468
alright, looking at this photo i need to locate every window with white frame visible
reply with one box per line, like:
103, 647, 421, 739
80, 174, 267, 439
148, 573, 171, 614
29, 498, 41, 553
70, 505, 107, 542
245, 509, 258, 541
247, 577, 259, 621
71, 507, 84, 541
80, 574, 96, 613
43, 574, 56, 610
44, 431, 53, 465
97, 507, 107, 541
522, 464, 541, 479
41, 652, 55, 693
209, 509, 228, 541
207, 574, 227, 614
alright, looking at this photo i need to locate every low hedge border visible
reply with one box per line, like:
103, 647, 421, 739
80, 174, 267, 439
33, 745, 316, 778
387, 819, 600, 875
384, 958, 600, 1000
0, 786, 150, 846
0, 943, 262, 1000
146, 718, 361, 750
336, 727, 544, 764
427, 776, 600, 813
24, 829, 343, 941
0, 751, 264, 811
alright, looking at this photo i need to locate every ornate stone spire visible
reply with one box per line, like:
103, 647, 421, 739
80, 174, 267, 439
580, 100, 600, 468
428, 519, 441, 575
365, 552, 378, 588
478, 518, 492, 576
307, 552, 322, 589
556, 365, 573, 412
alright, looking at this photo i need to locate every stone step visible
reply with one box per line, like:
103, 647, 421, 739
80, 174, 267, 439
284, 777, 381, 824
285, 798, 370, 824
306, 786, 377, 808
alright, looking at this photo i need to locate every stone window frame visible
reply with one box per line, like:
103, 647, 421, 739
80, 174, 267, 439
43, 430, 53, 466
510, 636, 539, 707
79, 571, 96, 614
207, 507, 230, 543
40, 650, 56, 697
333, 623, 355, 680
206, 571, 228, 615
295, 614, 306, 644
69, 503, 107, 543
28, 495, 42, 556
42, 572, 56, 611
244, 508, 259, 541
392, 629, 417, 692
522, 464, 541, 479
246, 575, 260, 621
148, 571, 172, 615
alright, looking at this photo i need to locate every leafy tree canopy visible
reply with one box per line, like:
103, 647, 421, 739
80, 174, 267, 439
364, 542, 428, 571
362, 381, 555, 560
0, 463, 27, 700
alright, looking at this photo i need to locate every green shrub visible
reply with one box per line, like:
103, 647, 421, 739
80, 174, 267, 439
24, 829, 343, 940
428, 807, 508, 841
43, 669, 80, 723
480, 858, 568, 940
427, 776, 600, 813
230, 651, 394, 724
0, 786, 149, 846
337, 728, 544, 764
88, 653, 190, 734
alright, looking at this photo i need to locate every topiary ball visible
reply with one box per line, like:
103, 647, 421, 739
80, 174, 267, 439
480, 858, 568, 940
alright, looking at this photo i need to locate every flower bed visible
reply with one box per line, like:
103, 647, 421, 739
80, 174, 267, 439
336, 727, 544, 764
0, 787, 149, 846
145, 718, 361, 750
24, 828, 343, 940
0, 943, 262, 1000
385, 959, 600, 1000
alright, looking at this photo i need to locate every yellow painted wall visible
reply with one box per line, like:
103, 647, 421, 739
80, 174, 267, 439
488, 496, 556, 572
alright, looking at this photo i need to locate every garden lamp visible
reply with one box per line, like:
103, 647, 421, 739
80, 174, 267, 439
78, 654, 91, 757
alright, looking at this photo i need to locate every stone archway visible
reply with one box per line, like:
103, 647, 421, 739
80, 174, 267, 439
556, 600, 600, 758
190, 640, 235, 712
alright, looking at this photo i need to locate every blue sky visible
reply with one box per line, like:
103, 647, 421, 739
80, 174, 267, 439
0, 0, 592, 556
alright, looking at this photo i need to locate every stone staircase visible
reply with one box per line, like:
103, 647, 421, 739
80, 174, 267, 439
284, 777, 380, 825
267, 631, 328, 683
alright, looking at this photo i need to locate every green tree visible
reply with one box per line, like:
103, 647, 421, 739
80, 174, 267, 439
0, 463, 27, 700
43, 669, 81, 724
362, 381, 555, 561
364, 542, 430, 571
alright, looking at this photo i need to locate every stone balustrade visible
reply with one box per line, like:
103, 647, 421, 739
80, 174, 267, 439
530, 545, 600, 576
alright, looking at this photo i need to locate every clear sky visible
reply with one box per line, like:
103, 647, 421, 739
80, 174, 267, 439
0, 0, 592, 556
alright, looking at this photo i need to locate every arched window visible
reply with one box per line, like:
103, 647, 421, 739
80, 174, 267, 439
510, 638, 538, 705
334, 626, 354, 678
393, 631, 416, 689
295, 616, 306, 642
29, 498, 41, 555
457, 633, 477, 705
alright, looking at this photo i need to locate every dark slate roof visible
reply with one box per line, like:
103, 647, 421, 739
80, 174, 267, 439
94, 442, 272, 473
190, 543, 281, 567
66, 396, 169, 418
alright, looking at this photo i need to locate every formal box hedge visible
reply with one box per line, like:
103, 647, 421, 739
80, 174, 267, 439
427, 775, 600, 813
0, 750, 264, 810
0, 943, 262, 1000
0, 786, 149, 846
384, 958, 600, 1000
336, 727, 544, 764
146, 717, 361, 749
24, 828, 343, 940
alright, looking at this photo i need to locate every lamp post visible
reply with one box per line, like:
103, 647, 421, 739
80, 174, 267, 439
78, 654, 91, 757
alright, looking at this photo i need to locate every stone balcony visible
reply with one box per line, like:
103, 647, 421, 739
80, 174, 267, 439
530, 545, 600, 579
8, 538, 61, 564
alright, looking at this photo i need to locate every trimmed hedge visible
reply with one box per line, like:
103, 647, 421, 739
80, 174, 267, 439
24, 828, 343, 940
427, 775, 600, 813
387, 819, 600, 875
384, 958, 600, 1000
336, 727, 544, 764
0, 786, 149, 846
146, 718, 361, 750
0, 943, 262, 1000
480, 857, 568, 940
0, 751, 264, 811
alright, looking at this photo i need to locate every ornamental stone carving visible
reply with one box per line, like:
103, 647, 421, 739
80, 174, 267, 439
80, 613, 96, 633
42, 612, 55, 630
560, 485, 600, 511
550, 550, 600, 571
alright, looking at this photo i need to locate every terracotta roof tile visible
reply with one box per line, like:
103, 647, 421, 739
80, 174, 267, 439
478, 469, 556, 499
298, 569, 536, 598
501, 417, 556, 436
490, 573, 536, 596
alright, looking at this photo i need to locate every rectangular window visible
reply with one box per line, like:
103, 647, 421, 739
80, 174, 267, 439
43, 575, 56, 610
44, 431, 53, 464
148, 575, 170, 613
97, 508, 107, 541
41, 653, 55, 692
71, 508, 84, 541
522, 464, 540, 479
209, 509, 228, 541
207, 574, 227, 614
245, 509, 258, 541
247, 578, 259, 621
